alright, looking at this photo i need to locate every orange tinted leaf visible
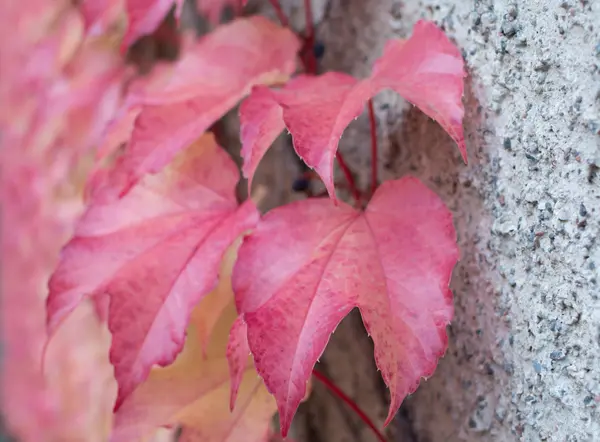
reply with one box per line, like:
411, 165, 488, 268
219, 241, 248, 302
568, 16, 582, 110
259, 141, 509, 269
46, 134, 259, 409
112, 244, 276, 442
191, 237, 243, 356
96, 105, 141, 161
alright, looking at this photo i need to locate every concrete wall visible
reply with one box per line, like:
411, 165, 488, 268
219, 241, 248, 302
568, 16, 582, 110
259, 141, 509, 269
269, 0, 600, 441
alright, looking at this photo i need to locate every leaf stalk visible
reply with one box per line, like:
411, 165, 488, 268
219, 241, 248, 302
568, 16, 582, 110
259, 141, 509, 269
312, 369, 388, 442
268, 0, 289, 27
335, 152, 361, 205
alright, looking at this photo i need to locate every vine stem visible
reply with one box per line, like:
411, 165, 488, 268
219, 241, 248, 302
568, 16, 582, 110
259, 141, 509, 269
303, 0, 317, 73
335, 153, 361, 205
312, 369, 388, 442
368, 99, 378, 196
268, 0, 289, 27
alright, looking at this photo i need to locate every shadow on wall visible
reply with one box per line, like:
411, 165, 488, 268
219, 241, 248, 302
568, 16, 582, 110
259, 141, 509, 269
384, 79, 513, 442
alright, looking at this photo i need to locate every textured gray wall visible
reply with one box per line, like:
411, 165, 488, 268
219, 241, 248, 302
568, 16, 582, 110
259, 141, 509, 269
261, 0, 600, 441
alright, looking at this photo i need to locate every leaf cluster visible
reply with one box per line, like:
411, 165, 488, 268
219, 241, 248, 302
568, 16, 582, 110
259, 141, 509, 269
45, 1, 467, 440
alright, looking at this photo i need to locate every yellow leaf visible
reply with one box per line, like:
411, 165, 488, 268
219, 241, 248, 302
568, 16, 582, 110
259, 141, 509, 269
112, 239, 276, 442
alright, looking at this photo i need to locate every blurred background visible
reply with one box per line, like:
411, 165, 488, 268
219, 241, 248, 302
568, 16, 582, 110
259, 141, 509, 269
0, 1, 180, 440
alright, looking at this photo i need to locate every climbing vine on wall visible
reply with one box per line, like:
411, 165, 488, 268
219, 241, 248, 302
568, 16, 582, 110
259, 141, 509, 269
41, 0, 467, 440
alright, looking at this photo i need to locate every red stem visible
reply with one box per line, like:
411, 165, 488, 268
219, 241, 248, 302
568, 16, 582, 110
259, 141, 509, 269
268, 0, 289, 27
312, 369, 388, 442
335, 152, 361, 205
303, 0, 317, 74
304, 0, 314, 40
368, 99, 378, 196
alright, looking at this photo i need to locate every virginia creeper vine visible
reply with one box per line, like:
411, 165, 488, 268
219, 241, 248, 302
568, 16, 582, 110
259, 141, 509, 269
268, 0, 289, 27
40, 0, 467, 440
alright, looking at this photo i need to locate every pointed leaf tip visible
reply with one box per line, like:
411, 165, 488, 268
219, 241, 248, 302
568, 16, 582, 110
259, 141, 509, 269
240, 73, 364, 202
370, 20, 467, 162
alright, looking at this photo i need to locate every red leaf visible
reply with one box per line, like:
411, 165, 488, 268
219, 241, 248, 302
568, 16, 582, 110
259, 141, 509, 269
196, 0, 248, 24
104, 17, 299, 198
46, 134, 259, 409
369, 21, 467, 162
230, 177, 458, 435
122, 0, 184, 51
239, 86, 285, 192
239, 20, 465, 199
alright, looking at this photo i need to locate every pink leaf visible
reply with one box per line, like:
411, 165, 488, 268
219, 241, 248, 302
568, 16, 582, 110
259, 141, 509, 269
239, 20, 465, 200
46, 134, 259, 409
112, 300, 275, 442
239, 86, 284, 192
370, 20, 467, 162
232, 177, 458, 435
104, 17, 299, 198
94, 54, 185, 163
196, 0, 248, 24
79, 0, 124, 37
226, 316, 250, 410
96, 105, 141, 161
274, 73, 370, 200
122, 0, 184, 51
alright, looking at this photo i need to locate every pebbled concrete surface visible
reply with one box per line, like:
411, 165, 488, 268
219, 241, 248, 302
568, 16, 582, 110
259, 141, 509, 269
277, 0, 600, 441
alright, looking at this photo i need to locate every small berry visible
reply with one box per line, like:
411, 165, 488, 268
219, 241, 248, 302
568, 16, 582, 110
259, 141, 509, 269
292, 177, 311, 192
313, 41, 325, 59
